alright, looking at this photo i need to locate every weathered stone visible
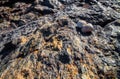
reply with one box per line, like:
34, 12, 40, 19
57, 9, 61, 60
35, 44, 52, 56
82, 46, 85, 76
81, 23, 94, 33
0, 0, 120, 79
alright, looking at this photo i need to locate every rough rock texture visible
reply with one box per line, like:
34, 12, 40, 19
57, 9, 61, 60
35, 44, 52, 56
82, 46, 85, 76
0, 0, 120, 79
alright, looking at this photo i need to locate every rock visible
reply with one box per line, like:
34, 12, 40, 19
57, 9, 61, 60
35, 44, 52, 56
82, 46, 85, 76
81, 23, 94, 33
77, 20, 87, 28
77, 20, 94, 33
0, 0, 120, 79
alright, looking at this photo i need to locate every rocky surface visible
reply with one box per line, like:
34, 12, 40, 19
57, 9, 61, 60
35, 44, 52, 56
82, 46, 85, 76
0, 0, 120, 79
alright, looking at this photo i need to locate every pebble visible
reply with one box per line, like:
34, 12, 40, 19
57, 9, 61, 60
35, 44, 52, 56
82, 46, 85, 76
77, 20, 86, 28
81, 23, 94, 33
77, 20, 94, 33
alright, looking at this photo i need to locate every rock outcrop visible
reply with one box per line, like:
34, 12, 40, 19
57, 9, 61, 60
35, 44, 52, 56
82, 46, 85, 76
0, 0, 120, 79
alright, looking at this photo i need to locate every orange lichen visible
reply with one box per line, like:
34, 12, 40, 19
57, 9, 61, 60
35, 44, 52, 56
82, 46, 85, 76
66, 64, 78, 77
79, 52, 100, 79
20, 36, 28, 45
44, 36, 63, 51
15, 73, 24, 79
67, 46, 72, 55
81, 64, 99, 79
36, 62, 42, 69
52, 36, 63, 51
57, 75, 60, 79
33, 50, 39, 54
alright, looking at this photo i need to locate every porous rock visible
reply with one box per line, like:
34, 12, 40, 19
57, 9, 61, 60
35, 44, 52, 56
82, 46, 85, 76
0, 0, 120, 79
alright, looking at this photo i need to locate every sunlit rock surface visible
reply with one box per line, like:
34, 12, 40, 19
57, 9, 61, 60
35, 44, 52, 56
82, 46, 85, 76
0, 0, 120, 79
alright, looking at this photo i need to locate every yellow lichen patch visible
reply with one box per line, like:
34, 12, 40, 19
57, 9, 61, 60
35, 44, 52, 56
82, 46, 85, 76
44, 36, 63, 51
66, 64, 78, 77
88, 69, 99, 79
52, 36, 63, 51
81, 60, 99, 79
80, 53, 100, 79
67, 46, 72, 55
57, 75, 60, 79
92, 36, 99, 45
87, 56, 94, 65
36, 62, 42, 69
81, 64, 98, 79
15, 73, 25, 79
20, 36, 28, 45
82, 74, 91, 79
33, 49, 39, 54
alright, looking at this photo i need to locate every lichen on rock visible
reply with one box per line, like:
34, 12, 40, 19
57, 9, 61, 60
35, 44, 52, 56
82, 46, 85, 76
0, 0, 120, 79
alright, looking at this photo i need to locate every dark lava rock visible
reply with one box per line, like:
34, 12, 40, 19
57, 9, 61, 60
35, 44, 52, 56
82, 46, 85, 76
0, 0, 120, 79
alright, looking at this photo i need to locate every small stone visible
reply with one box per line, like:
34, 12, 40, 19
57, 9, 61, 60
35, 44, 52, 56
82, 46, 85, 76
77, 20, 87, 28
81, 23, 94, 33
77, 20, 94, 33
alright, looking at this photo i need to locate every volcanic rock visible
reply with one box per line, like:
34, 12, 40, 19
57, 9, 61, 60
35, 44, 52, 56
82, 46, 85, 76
0, 0, 120, 79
